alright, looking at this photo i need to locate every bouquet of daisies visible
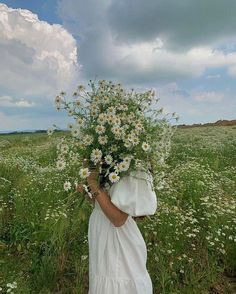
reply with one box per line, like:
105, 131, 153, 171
48, 79, 179, 197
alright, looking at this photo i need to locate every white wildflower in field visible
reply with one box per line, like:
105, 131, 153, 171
56, 160, 66, 171
55, 95, 61, 104
90, 149, 102, 164
123, 156, 133, 163
107, 113, 116, 124
6, 281, 17, 292
107, 106, 116, 114
97, 113, 107, 125
61, 144, 69, 154
64, 181, 71, 191
111, 126, 123, 138
131, 135, 139, 146
67, 108, 74, 116
142, 142, 150, 151
71, 127, 80, 138
118, 161, 130, 171
109, 172, 120, 183
135, 122, 143, 132
112, 116, 121, 126
55, 104, 61, 111
75, 100, 81, 107
103, 95, 110, 104
124, 140, 132, 148
105, 154, 113, 165
83, 134, 94, 146
67, 123, 74, 130
78, 84, 85, 91
79, 168, 90, 179
76, 117, 85, 126
98, 135, 108, 145
47, 127, 54, 136
95, 125, 105, 135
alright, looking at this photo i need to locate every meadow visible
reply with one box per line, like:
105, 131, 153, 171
0, 126, 235, 294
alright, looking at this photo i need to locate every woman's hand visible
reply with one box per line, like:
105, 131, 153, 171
76, 183, 84, 193
76, 183, 96, 204
87, 166, 100, 188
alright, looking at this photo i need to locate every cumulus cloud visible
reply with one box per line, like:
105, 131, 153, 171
0, 3, 79, 99
0, 95, 36, 107
57, 0, 236, 85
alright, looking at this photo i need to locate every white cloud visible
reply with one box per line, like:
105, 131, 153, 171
0, 95, 36, 107
107, 0, 236, 51
57, 0, 236, 84
0, 3, 79, 99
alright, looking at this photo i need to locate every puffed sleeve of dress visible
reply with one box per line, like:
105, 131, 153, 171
109, 169, 158, 217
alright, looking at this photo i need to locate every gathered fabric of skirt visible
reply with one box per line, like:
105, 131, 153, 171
88, 199, 153, 294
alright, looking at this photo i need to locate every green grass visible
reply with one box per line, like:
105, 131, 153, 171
0, 126, 235, 293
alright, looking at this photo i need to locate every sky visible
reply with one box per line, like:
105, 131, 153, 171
0, 0, 236, 132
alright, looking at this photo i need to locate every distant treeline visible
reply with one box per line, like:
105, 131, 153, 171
175, 119, 236, 129
0, 129, 67, 135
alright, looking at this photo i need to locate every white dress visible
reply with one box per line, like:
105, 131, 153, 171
88, 169, 157, 294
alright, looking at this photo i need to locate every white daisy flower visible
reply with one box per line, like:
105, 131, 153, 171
111, 125, 121, 135
102, 96, 110, 104
67, 123, 74, 130
91, 103, 98, 110
105, 154, 113, 165
71, 127, 80, 138
142, 142, 150, 151
75, 99, 81, 107
110, 145, 118, 152
90, 148, 102, 164
93, 95, 100, 103
118, 161, 130, 171
98, 135, 108, 145
107, 106, 116, 114
123, 156, 133, 163
83, 134, 94, 146
107, 113, 116, 124
91, 109, 98, 117
109, 172, 120, 183
78, 84, 85, 91
97, 113, 107, 125
64, 181, 72, 191
56, 160, 66, 171
112, 116, 121, 126
79, 168, 91, 179
67, 108, 74, 116
124, 140, 132, 148
77, 117, 85, 125
47, 127, 54, 136
55, 95, 61, 104
135, 122, 143, 131
61, 144, 69, 154
131, 135, 139, 146
95, 125, 105, 134
55, 103, 61, 111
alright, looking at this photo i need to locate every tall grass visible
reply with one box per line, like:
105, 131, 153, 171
0, 126, 235, 293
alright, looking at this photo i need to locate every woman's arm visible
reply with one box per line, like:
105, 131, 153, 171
87, 169, 129, 227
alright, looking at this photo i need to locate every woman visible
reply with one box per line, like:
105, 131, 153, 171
82, 167, 157, 294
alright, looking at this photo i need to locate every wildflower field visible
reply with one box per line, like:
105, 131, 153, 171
0, 125, 235, 294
